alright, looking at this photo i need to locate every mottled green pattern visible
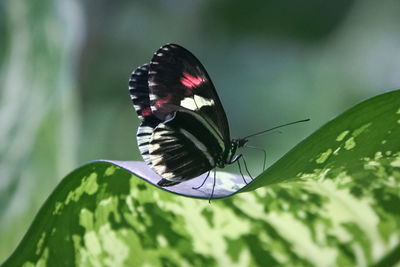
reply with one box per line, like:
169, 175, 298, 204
2, 90, 400, 266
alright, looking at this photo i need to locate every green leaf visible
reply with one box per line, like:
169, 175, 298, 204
2, 90, 399, 266
244, 88, 400, 190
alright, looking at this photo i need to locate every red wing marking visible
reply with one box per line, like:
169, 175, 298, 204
141, 107, 152, 117
155, 96, 172, 108
180, 73, 203, 88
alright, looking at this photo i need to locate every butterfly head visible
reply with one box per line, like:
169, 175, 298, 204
221, 138, 248, 166
235, 138, 248, 148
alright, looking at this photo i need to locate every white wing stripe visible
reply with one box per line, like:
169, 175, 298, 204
180, 110, 225, 151
180, 95, 215, 110
179, 128, 215, 166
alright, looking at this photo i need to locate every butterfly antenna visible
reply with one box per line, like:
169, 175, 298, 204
242, 119, 310, 140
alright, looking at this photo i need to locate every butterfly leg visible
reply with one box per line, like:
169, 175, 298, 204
236, 155, 249, 185
241, 154, 254, 180
192, 171, 211, 190
208, 169, 216, 204
244, 144, 267, 171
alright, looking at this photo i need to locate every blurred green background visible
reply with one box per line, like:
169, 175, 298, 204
1, 0, 399, 262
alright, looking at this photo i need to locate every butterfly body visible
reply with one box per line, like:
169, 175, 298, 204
129, 44, 247, 187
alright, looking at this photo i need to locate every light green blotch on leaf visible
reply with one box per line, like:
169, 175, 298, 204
123, 198, 147, 233
36, 232, 46, 255
316, 149, 332, 164
336, 130, 349, 141
344, 137, 356, 150
238, 190, 337, 266
111, 229, 152, 266
158, 196, 251, 266
343, 123, 372, 151
383, 176, 397, 188
72, 234, 102, 267
362, 153, 391, 182
334, 171, 352, 186
80, 208, 94, 230
39, 248, 50, 267
125, 194, 135, 213
333, 147, 341, 155
65, 172, 98, 204
363, 158, 380, 170
307, 180, 384, 261
156, 235, 168, 247
381, 140, 387, 145
99, 223, 129, 266
85, 172, 99, 195
390, 157, 400, 167
129, 176, 139, 199
396, 107, 400, 114
352, 123, 371, 137
269, 211, 337, 266
397, 119, 400, 124
374, 151, 383, 160
105, 166, 116, 176
78, 208, 129, 265
84, 231, 102, 256
96, 196, 121, 225
298, 167, 332, 183
53, 201, 63, 215
22, 247, 49, 267
129, 175, 157, 203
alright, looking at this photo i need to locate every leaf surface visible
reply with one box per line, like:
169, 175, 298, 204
3, 90, 400, 266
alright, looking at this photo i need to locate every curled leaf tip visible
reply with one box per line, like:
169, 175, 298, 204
99, 160, 250, 199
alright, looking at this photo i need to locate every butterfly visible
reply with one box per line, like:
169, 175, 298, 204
128, 44, 308, 197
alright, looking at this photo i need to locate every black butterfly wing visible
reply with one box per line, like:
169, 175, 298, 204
129, 64, 152, 121
148, 44, 230, 145
129, 45, 231, 186
149, 109, 225, 185
135, 119, 159, 167
129, 64, 161, 166
128, 63, 212, 186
